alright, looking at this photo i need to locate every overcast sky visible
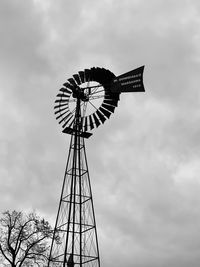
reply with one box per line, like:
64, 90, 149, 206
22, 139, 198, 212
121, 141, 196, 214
1, 0, 200, 266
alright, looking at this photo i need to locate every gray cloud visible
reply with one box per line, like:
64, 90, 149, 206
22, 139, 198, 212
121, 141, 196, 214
1, 0, 200, 266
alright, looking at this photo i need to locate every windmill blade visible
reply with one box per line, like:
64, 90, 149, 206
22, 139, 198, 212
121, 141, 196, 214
63, 82, 74, 91
110, 66, 145, 93
54, 102, 69, 109
84, 69, 91, 82
101, 103, 115, 113
56, 110, 70, 121
100, 68, 116, 91
96, 110, 106, 124
56, 93, 69, 98
73, 74, 81, 85
84, 117, 88, 132
62, 114, 74, 128
88, 115, 95, 130
103, 98, 118, 107
62, 119, 75, 134
90, 67, 101, 83
58, 111, 71, 124
64, 119, 74, 130
55, 99, 69, 103
68, 78, 77, 87
59, 87, 72, 95
78, 71, 85, 83
68, 118, 75, 129
54, 106, 68, 115
99, 106, 111, 119
92, 113, 101, 128
88, 68, 96, 81
94, 67, 107, 85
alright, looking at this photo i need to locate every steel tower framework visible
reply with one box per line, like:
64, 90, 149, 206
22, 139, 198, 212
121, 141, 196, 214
48, 99, 100, 267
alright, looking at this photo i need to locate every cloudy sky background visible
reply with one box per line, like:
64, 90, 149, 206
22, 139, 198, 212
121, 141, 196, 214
1, 0, 200, 266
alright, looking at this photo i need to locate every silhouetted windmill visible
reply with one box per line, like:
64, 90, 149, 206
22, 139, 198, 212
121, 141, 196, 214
48, 66, 145, 267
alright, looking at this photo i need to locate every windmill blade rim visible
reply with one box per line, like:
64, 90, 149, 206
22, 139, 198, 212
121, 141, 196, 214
54, 66, 123, 133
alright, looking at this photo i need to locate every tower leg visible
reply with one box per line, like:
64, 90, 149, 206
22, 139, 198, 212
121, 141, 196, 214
48, 132, 100, 267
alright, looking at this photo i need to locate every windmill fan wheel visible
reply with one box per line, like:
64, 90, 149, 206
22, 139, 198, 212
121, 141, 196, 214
54, 67, 120, 133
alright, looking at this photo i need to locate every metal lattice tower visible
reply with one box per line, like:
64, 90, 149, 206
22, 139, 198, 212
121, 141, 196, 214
48, 66, 145, 267
48, 99, 100, 267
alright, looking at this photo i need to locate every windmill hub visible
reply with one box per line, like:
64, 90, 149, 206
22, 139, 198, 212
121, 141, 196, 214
71, 87, 89, 101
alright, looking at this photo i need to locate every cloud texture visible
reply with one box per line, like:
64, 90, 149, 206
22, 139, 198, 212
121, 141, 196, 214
1, 0, 200, 266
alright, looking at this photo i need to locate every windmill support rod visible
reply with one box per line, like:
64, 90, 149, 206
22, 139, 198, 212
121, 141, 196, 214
48, 136, 73, 266
78, 131, 83, 266
83, 140, 101, 266
63, 143, 75, 266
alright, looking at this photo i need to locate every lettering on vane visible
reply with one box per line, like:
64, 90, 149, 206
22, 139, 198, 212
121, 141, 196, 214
121, 79, 141, 86
132, 84, 141, 88
113, 73, 142, 83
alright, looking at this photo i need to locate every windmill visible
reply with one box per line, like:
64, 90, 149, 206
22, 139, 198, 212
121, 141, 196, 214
48, 66, 145, 267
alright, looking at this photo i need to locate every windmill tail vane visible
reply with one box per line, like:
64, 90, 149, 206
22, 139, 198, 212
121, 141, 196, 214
110, 66, 145, 93
48, 66, 145, 267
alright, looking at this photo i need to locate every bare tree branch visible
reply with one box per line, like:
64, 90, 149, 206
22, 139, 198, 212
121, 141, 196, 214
18, 235, 47, 267
0, 210, 53, 267
0, 243, 12, 265
15, 218, 37, 255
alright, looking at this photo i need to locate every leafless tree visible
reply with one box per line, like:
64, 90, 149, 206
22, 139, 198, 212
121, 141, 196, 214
0, 210, 54, 267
